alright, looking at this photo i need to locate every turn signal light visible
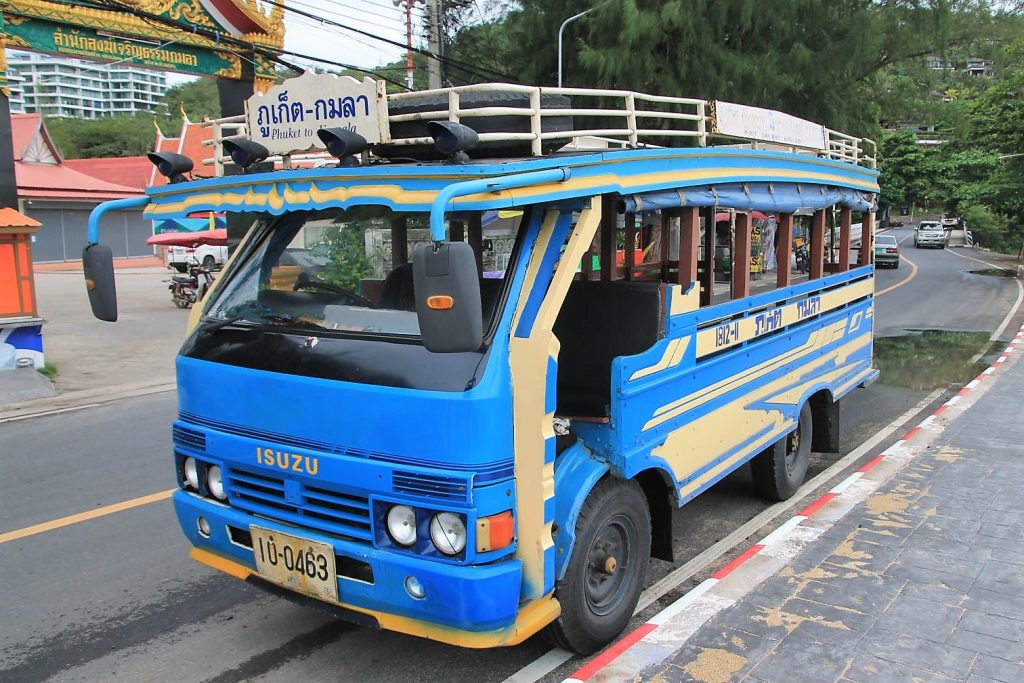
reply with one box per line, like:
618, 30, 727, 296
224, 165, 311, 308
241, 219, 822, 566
476, 511, 515, 553
426, 295, 455, 310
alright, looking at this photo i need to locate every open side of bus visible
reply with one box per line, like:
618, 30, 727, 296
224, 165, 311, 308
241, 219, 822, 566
84, 143, 879, 654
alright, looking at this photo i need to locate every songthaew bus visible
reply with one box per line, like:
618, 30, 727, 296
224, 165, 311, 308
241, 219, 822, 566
83, 75, 879, 654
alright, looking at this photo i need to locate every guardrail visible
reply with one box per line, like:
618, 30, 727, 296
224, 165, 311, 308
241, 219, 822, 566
200, 83, 876, 174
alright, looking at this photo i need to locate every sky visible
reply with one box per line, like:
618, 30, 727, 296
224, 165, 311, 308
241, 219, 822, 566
167, 0, 418, 85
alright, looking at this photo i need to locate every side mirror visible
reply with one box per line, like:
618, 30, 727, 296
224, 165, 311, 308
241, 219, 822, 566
83, 243, 117, 321
413, 242, 482, 353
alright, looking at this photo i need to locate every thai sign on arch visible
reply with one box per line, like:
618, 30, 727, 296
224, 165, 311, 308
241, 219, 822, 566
710, 101, 827, 151
246, 71, 391, 156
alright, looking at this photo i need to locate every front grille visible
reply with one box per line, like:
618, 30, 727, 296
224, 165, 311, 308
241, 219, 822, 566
227, 466, 372, 542
393, 471, 469, 501
172, 424, 206, 452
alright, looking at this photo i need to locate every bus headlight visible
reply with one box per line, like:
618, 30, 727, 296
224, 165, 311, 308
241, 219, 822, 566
386, 505, 417, 546
207, 465, 226, 501
183, 457, 199, 489
430, 513, 466, 555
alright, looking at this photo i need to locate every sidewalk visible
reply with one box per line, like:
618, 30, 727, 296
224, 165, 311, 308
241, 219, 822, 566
571, 325, 1024, 683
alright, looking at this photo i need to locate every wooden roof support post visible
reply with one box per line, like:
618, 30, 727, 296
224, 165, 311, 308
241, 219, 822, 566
450, 218, 465, 243
624, 211, 636, 281
659, 209, 672, 281
678, 207, 699, 287
468, 213, 483, 275
776, 213, 793, 288
390, 215, 408, 268
810, 209, 825, 280
600, 194, 617, 282
732, 212, 752, 299
839, 207, 852, 272
699, 206, 716, 306
862, 211, 875, 267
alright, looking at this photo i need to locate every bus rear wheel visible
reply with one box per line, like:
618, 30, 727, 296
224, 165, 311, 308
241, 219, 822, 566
546, 478, 650, 655
751, 402, 812, 501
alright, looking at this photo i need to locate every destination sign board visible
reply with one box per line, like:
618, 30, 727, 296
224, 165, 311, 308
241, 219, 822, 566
245, 72, 391, 156
711, 101, 827, 151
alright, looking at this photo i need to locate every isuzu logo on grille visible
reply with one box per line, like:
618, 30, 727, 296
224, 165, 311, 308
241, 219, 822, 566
257, 447, 320, 476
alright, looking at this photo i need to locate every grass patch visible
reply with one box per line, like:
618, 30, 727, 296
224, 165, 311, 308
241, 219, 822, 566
37, 363, 58, 380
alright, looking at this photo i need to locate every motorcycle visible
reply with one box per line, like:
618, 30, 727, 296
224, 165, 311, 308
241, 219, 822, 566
168, 261, 216, 309
794, 242, 810, 274
146, 228, 228, 309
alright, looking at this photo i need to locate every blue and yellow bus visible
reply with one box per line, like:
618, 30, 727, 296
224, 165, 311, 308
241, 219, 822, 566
84, 81, 879, 654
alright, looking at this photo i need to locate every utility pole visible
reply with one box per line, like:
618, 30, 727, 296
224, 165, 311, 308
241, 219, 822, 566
393, 0, 423, 90
426, 0, 442, 89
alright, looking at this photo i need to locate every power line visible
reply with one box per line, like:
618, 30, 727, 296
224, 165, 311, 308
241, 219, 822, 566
79, 0, 412, 90
260, 0, 515, 82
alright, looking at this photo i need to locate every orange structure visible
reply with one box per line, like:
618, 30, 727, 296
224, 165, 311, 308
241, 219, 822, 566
0, 207, 41, 318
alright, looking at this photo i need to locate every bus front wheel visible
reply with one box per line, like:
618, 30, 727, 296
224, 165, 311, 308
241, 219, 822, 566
546, 478, 651, 654
751, 402, 812, 501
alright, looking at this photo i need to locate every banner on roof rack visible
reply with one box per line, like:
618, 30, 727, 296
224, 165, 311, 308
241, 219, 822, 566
245, 72, 391, 156
710, 101, 827, 150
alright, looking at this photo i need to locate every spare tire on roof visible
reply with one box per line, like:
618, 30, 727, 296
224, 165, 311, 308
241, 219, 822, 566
380, 90, 573, 161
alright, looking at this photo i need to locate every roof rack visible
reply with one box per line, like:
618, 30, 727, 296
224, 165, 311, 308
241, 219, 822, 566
199, 83, 876, 176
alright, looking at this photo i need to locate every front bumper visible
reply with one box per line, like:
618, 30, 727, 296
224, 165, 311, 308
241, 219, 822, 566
916, 236, 946, 246
174, 490, 555, 646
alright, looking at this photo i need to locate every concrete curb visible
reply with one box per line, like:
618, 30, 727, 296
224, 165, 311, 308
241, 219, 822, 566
0, 379, 176, 423
563, 324, 1024, 683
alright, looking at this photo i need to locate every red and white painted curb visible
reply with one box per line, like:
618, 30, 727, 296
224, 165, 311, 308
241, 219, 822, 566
563, 323, 1024, 683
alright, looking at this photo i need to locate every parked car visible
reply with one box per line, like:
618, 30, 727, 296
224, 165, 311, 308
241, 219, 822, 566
165, 243, 228, 273
874, 234, 900, 268
914, 220, 947, 248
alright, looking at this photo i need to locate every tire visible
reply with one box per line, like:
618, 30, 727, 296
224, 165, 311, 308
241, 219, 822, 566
380, 91, 573, 161
751, 402, 812, 501
202, 255, 216, 269
546, 478, 651, 655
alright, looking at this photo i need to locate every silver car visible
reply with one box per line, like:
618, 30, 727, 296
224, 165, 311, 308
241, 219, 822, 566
915, 221, 947, 248
874, 234, 900, 268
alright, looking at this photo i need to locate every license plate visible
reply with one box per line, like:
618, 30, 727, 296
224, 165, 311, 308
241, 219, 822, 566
251, 526, 338, 602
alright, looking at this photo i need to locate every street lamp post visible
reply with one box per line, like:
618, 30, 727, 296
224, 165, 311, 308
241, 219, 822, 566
557, 5, 600, 88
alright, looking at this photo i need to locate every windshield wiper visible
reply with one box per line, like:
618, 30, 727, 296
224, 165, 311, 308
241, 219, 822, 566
201, 311, 328, 333
202, 314, 248, 332
255, 313, 329, 330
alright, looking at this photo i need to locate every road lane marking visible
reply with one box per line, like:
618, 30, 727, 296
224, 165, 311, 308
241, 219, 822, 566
0, 489, 175, 545
875, 234, 918, 297
944, 246, 1008, 270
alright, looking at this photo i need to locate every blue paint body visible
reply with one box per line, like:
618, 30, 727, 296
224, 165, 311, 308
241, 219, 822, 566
90, 143, 881, 641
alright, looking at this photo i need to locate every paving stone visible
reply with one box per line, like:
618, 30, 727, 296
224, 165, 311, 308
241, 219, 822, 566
984, 539, 1024, 564
965, 586, 1024, 620
775, 597, 877, 633
748, 633, 854, 683
982, 510, 1024, 527
899, 579, 968, 607
885, 558, 978, 593
916, 515, 983, 540
823, 535, 902, 574
894, 546, 986, 579
970, 653, 1024, 683
711, 600, 794, 642
960, 609, 1024, 642
745, 574, 803, 608
977, 522, 1024, 543
973, 559, 1024, 597
660, 625, 779, 682
856, 627, 976, 679
900, 533, 991, 563
795, 574, 903, 615
947, 627, 1024, 662
844, 653, 957, 683
785, 617, 874, 647
855, 525, 914, 548
873, 594, 963, 641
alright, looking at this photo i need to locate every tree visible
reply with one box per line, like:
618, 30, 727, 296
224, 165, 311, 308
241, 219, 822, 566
161, 77, 221, 121
878, 129, 931, 215
47, 113, 159, 159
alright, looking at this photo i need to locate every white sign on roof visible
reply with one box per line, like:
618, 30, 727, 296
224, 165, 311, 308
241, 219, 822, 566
245, 71, 390, 156
711, 101, 827, 151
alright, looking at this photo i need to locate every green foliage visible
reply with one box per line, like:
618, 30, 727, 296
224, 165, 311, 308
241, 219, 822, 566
161, 77, 222, 121
878, 129, 929, 212
47, 113, 160, 159
316, 225, 375, 292
36, 362, 58, 380
960, 204, 1010, 251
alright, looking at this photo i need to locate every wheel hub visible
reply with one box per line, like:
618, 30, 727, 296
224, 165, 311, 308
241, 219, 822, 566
584, 515, 637, 616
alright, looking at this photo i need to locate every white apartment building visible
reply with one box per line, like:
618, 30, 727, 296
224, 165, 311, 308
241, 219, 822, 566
6, 51, 168, 118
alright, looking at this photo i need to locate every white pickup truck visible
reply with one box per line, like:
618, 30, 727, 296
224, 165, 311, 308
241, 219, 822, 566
165, 244, 228, 272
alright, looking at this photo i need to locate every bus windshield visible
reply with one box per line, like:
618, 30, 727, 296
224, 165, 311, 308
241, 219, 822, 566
204, 207, 521, 339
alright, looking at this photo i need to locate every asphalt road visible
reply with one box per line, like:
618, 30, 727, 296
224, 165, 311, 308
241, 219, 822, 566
2, 237, 1021, 683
